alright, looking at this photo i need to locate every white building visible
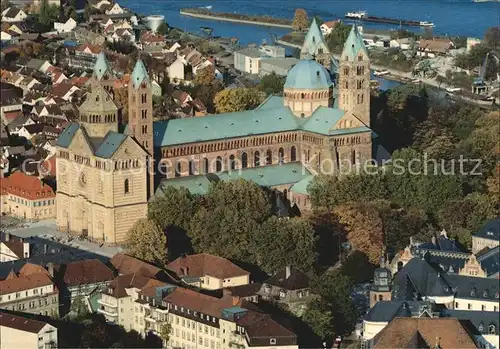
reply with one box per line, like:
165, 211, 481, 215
320, 20, 339, 36
1, 7, 27, 23
54, 18, 77, 34
234, 47, 261, 74
0, 312, 58, 349
105, 3, 126, 15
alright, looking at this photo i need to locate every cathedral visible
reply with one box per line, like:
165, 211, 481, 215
55, 22, 373, 244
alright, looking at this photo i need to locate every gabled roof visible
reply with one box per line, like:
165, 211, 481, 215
301, 18, 329, 56
3, 7, 21, 19
167, 253, 250, 280
131, 60, 149, 89
62, 259, 114, 287
265, 266, 310, 290
0, 311, 49, 333
372, 318, 477, 349
341, 25, 368, 61
110, 253, 162, 278
0, 272, 54, 295
153, 96, 369, 147
55, 122, 80, 148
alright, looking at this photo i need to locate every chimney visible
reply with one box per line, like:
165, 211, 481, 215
285, 266, 291, 279
4, 232, 9, 242
23, 242, 30, 259
431, 235, 437, 246
47, 262, 54, 278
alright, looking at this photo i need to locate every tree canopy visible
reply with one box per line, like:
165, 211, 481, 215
292, 8, 309, 32
214, 88, 265, 113
258, 72, 286, 96
126, 218, 168, 267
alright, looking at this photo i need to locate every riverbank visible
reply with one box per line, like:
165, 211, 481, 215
180, 8, 293, 29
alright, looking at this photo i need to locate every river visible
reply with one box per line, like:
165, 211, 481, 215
120, 0, 499, 45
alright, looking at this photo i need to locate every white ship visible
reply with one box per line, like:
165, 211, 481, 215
420, 21, 435, 27
345, 11, 367, 19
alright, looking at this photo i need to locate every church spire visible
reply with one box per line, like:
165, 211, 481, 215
92, 51, 115, 81
341, 25, 368, 61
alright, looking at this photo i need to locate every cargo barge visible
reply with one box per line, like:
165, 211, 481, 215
345, 11, 434, 27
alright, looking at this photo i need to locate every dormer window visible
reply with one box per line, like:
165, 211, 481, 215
483, 291, 488, 298
495, 292, 499, 299
270, 338, 277, 345
181, 307, 184, 312
470, 288, 476, 297
489, 325, 496, 335
479, 323, 484, 332
279, 290, 286, 299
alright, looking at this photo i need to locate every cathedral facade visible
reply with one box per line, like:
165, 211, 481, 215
55, 23, 373, 244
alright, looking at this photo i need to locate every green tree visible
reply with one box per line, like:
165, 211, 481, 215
214, 88, 265, 113
483, 26, 500, 49
189, 180, 272, 261
149, 186, 199, 231
341, 250, 376, 284
303, 297, 335, 342
156, 22, 168, 36
310, 270, 357, 336
326, 23, 351, 53
313, 15, 324, 27
0, 0, 11, 12
159, 322, 172, 346
250, 216, 317, 274
126, 218, 168, 267
258, 72, 286, 96
38, 0, 60, 28
194, 66, 216, 85
292, 8, 309, 32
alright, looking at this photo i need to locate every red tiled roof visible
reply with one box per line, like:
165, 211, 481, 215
1, 172, 55, 200
75, 43, 101, 54
3, 110, 22, 122
70, 76, 89, 87
0, 312, 49, 333
18, 263, 49, 277
167, 253, 250, 280
322, 20, 340, 29
373, 318, 478, 349
0, 272, 55, 295
110, 253, 162, 278
107, 273, 165, 298
163, 287, 234, 318
62, 259, 114, 287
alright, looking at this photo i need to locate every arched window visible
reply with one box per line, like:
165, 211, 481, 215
189, 160, 195, 175
278, 148, 284, 164
241, 152, 248, 168
290, 146, 297, 162
175, 162, 182, 177
301, 93, 305, 99
124, 179, 129, 194
216, 156, 223, 172
203, 158, 209, 174
352, 149, 356, 166
254, 151, 260, 167
378, 295, 383, 301
266, 150, 272, 165
229, 155, 236, 170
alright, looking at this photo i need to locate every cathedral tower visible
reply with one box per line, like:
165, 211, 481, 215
338, 26, 371, 127
91, 52, 116, 97
370, 256, 392, 308
128, 60, 154, 197
300, 18, 332, 68
78, 84, 119, 138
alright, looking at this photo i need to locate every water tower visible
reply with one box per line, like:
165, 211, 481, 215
146, 15, 165, 33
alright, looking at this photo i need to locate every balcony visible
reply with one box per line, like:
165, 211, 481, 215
97, 307, 117, 317
144, 315, 158, 323
98, 298, 117, 308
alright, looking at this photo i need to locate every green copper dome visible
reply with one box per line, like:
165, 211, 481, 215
284, 59, 333, 90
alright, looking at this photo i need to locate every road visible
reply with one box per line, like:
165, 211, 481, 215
5, 219, 122, 258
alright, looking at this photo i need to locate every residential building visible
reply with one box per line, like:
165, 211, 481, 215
0, 265, 59, 316
56, 259, 114, 313
0, 311, 58, 349
389, 38, 412, 50
472, 218, 499, 254
417, 38, 454, 57
0, 171, 56, 221
258, 266, 312, 316
68, 44, 102, 70
0, 232, 29, 262
1, 7, 27, 23
105, 3, 126, 15
369, 318, 478, 349
259, 58, 300, 77
320, 20, 340, 36
97, 273, 168, 330
167, 253, 250, 290
54, 18, 77, 34
234, 47, 261, 74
